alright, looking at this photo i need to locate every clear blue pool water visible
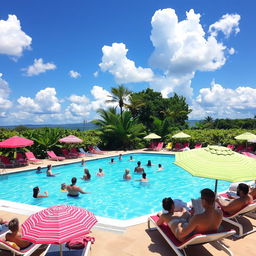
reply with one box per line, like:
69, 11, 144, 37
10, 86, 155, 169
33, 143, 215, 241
0, 153, 230, 220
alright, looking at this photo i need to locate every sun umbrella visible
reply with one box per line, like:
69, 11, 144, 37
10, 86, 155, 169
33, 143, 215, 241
22, 205, 97, 256
235, 132, 256, 141
174, 145, 256, 194
172, 132, 191, 139
144, 133, 161, 140
0, 136, 34, 147
59, 135, 83, 143
249, 139, 256, 143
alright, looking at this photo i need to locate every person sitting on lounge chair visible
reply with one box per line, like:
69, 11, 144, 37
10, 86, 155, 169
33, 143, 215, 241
157, 189, 222, 242
6, 218, 31, 250
216, 183, 253, 215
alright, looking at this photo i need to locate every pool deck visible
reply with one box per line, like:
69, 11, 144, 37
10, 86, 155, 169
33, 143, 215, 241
1, 150, 256, 255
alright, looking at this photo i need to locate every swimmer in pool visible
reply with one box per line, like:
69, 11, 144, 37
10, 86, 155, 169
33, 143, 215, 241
110, 158, 115, 164
157, 164, 163, 171
135, 172, 148, 183
123, 169, 131, 180
36, 166, 42, 173
81, 168, 91, 180
60, 183, 67, 192
46, 165, 60, 177
33, 186, 48, 198
96, 168, 105, 177
66, 177, 89, 197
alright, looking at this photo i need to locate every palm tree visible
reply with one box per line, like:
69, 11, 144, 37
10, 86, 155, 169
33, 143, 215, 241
106, 85, 131, 116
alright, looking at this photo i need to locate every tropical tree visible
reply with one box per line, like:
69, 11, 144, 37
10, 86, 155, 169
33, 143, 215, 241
93, 108, 146, 149
105, 85, 131, 116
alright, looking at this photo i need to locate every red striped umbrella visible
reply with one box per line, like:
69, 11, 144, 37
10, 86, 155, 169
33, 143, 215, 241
22, 205, 97, 248
59, 135, 83, 143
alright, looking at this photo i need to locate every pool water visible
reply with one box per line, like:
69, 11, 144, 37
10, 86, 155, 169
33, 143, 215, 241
0, 153, 230, 220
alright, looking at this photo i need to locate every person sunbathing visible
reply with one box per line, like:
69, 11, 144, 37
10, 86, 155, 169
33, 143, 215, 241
157, 189, 222, 242
216, 183, 253, 215
5, 218, 31, 250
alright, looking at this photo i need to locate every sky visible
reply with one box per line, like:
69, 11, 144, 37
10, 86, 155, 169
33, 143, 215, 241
0, 0, 255, 125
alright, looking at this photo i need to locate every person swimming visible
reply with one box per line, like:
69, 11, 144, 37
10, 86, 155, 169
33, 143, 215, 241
33, 186, 48, 198
134, 161, 144, 173
46, 165, 60, 177
135, 172, 148, 183
123, 169, 131, 180
110, 158, 115, 164
97, 168, 105, 177
66, 177, 89, 197
119, 154, 122, 160
81, 168, 91, 180
81, 159, 85, 166
147, 160, 154, 166
60, 183, 67, 192
157, 164, 163, 171
129, 156, 134, 161
36, 166, 42, 173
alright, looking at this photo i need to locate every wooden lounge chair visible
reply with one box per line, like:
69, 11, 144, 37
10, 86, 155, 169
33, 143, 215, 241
0, 240, 41, 256
221, 202, 256, 238
148, 215, 235, 256
47, 151, 65, 161
41, 242, 91, 256
25, 152, 42, 164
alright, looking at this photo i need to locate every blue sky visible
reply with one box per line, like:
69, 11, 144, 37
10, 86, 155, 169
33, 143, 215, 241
0, 0, 255, 125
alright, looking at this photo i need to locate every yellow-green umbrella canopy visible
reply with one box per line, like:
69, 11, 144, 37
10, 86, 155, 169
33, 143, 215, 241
235, 132, 256, 141
174, 145, 256, 193
172, 132, 191, 139
144, 133, 161, 140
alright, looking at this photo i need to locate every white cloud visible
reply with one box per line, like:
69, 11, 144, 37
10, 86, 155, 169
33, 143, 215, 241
228, 48, 235, 55
0, 73, 12, 110
17, 87, 61, 114
23, 58, 56, 76
148, 8, 236, 98
209, 14, 240, 38
99, 43, 154, 83
69, 70, 81, 78
189, 81, 256, 119
93, 71, 99, 77
0, 15, 32, 57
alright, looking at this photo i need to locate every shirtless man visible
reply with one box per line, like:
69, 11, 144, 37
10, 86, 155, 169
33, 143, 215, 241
216, 183, 253, 215
66, 177, 89, 197
134, 161, 144, 173
6, 218, 31, 250
135, 172, 148, 183
157, 189, 222, 242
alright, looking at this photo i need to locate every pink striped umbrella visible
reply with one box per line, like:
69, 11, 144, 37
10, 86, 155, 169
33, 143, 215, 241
22, 205, 97, 255
0, 136, 34, 148
59, 135, 83, 143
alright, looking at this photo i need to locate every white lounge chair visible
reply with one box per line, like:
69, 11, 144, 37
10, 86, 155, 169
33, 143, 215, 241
0, 240, 41, 256
221, 202, 256, 238
41, 242, 91, 256
148, 215, 235, 256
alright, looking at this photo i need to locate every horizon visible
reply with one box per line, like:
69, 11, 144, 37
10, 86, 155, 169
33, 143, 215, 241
0, 0, 256, 125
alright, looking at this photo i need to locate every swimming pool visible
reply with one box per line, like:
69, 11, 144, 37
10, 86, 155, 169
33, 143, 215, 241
0, 153, 230, 220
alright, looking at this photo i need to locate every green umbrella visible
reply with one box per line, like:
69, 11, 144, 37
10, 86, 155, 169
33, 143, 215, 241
174, 145, 256, 194
144, 133, 161, 140
235, 132, 256, 141
172, 132, 191, 139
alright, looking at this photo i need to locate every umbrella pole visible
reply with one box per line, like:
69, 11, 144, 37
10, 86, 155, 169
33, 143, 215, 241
214, 179, 218, 196
60, 244, 62, 256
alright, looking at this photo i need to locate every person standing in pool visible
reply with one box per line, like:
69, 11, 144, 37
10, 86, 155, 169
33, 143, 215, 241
66, 177, 89, 197
134, 161, 144, 173
110, 158, 115, 164
123, 169, 132, 180
36, 166, 42, 173
135, 172, 148, 183
119, 154, 122, 160
46, 165, 60, 177
81, 168, 91, 180
96, 168, 105, 177
33, 186, 48, 198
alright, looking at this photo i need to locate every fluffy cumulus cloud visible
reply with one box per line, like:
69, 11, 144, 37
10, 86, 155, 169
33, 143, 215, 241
0, 73, 12, 114
17, 87, 61, 114
209, 14, 240, 37
69, 70, 81, 78
0, 15, 32, 57
189, 81, 256, 119
23, 58, 56, 76
99, 43, 154, 83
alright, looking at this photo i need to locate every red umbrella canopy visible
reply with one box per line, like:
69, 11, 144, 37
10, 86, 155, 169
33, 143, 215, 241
0, 136, 34, 148
22, 205, 97, 244
59, 135, 83, 143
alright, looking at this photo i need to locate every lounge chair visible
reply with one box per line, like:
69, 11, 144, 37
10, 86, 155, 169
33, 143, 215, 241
61, 149, 77, 159
25, 152, 42, 164
221, 202, 256, 238
0, 240, 41, 256
173, 143, 182, 151
148, 215, 235, 256
242, 152, 256, 159
180, 143, 190, 151
79, 148, 94, 157
47, 151, 65, 161
245, 145, 254, 153
88, 146, 105, 154
235, 145, 245, 153
194, 144, 202, 149
16, 153, 28, 166
0, 156, 15, 168
70, 148, 85, 158
153, 142, 163, 151
94, 146, 108, 153
227, 144, 234, 150
165, 142, 173, 151
0, 224, 9, 239
41, 242, 91, 256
